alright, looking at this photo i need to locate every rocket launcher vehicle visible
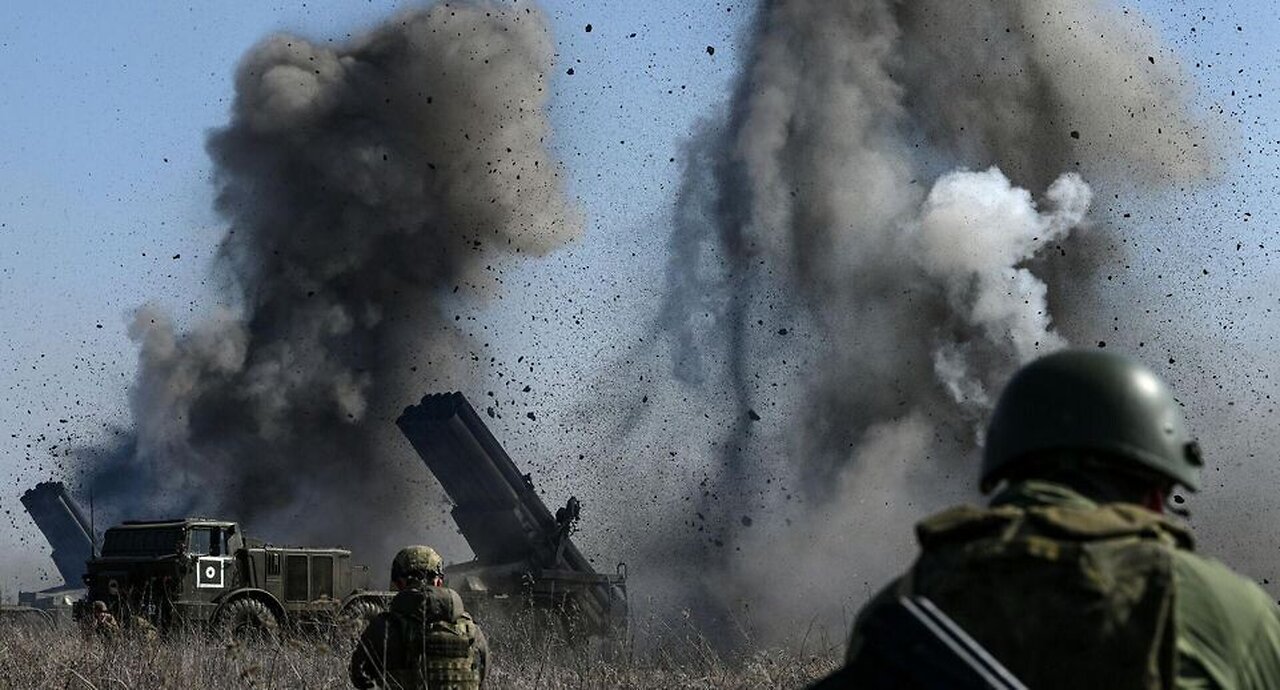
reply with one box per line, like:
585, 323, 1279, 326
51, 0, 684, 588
396, 392, 627, 640
1, 482, 93, 624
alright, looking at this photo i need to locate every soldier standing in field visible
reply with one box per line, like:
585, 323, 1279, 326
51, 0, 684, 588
830, 350, 1280, 689
350, 546, 488, 690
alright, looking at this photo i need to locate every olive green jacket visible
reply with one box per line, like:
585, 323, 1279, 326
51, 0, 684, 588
846, 482, 1280, 689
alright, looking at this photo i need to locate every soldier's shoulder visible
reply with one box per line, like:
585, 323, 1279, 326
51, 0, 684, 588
914, 504, 1020, 548
846, 576, 908, 663
1172, 549, 1278, 632
1173, 551, 1271, 601
425, 584, 465, 603
420, 585, 469, 618
1171, 550, 1280, 685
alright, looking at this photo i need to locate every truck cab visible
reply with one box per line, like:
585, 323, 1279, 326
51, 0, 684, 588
83, 518, 240, 626
81, 518, 385, 634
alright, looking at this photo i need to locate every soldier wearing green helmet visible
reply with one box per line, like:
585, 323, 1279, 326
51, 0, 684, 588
832, 350, 1280, 689
350, 546, 489, 689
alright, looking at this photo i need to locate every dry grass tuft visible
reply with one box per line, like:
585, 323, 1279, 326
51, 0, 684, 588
0, 618, 842, 689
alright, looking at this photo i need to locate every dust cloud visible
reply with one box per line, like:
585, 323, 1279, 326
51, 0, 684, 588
79, 2, 579, 563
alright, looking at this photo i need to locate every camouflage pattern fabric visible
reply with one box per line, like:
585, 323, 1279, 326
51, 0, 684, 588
350, 586, 487, 690
392, 546, 445, 581
845, 481, 1280, 690
89, 612, 120, 642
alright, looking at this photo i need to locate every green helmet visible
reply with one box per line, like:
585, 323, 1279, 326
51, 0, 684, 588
982, 349, 1202, 493
391, 545, 444, 581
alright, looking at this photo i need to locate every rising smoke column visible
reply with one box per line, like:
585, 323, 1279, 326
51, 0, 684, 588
659, 0, 1212, 632
83, 2, 579, 554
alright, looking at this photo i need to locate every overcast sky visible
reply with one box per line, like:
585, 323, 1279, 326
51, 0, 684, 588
2, 0, 1278, 594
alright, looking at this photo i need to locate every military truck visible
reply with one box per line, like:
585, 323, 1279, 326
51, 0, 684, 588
79, 518, 387, 636
397, 392, 628, 642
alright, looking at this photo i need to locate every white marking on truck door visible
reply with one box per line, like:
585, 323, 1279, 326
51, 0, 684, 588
196, 556, 230, 589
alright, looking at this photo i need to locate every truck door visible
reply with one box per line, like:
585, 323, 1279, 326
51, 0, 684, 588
210, 527, 239, 587
188, 527, 233, 594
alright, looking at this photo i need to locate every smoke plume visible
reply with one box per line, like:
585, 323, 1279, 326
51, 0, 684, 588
658, 0, 1212, 634
82, 2, 579, 556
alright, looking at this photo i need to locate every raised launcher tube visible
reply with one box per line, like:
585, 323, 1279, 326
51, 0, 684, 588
20, 481, 93, 588
396, 392, 627, 639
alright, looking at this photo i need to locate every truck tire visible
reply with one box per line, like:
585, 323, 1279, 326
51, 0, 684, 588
342, 598, 384, 624
336, 598, 384, 640
216, 597, 279, 642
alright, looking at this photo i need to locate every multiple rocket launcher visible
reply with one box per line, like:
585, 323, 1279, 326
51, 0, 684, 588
20, 481, 93, 590
397, 392, 627, 638
12, 392, 626, 637
6, 482, 94, 621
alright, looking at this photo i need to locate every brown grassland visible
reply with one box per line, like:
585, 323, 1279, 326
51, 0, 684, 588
0, 617, 842, 689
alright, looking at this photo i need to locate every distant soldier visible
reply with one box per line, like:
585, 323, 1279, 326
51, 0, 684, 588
828, 350, 1280, 689
350, 546, 488, 690
88, 600, 120, 641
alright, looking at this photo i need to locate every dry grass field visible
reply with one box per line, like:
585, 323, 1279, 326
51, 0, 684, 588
0, 618, 842, 689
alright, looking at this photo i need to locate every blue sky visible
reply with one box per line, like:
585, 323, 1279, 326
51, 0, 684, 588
1, 0, 1278, 591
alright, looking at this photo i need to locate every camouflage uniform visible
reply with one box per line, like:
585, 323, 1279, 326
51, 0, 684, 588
846, 480, 1280, 689
88, 601, 120, 642
350, 547, 488, 690
835, 351, 1280, 688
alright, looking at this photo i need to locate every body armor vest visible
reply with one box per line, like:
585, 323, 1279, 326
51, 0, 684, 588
904, 501, 1187, 690
386, 588, 481, 690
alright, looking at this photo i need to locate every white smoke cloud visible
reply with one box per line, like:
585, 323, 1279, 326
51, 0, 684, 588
913, 168, 1093, 405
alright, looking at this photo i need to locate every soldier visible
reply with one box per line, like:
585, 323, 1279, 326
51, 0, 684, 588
832, 350, 1280, 689
88, 600, 120, 641
350, 546, 488, 690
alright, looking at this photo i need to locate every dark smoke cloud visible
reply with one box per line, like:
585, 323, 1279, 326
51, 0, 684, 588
81, 2, 579, 557
656, 0, 1214, 634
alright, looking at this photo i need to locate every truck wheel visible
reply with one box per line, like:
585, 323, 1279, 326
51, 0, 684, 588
342, 598, 384, 624
337, 598, 383, 639
216, 597, 279, 642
